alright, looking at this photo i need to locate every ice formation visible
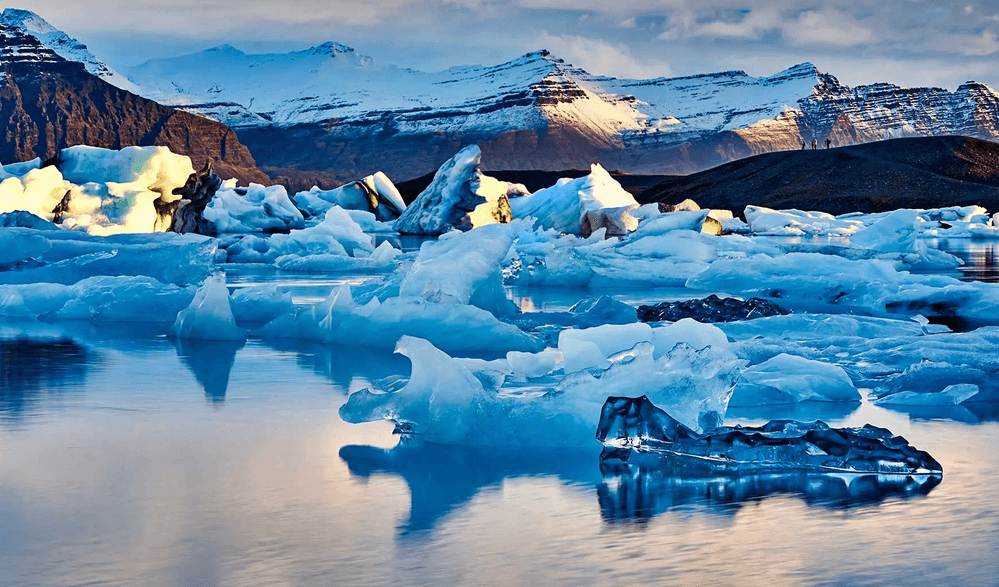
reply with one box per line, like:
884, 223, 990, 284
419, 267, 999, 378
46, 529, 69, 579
259, 285, 538, 357
293, 171, 406, 222
219, 206, 379, 264
204, 183, 305, 233
0, 145, 196, 234
339, 334, 741, 446
171, 273, 245, 341
394, 145, 525, 235
730, 353, 860, 406
597, 395, 942, 475
510, 164, 638, 235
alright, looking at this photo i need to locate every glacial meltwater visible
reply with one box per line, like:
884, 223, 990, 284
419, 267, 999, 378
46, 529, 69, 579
2, 246, 999, 587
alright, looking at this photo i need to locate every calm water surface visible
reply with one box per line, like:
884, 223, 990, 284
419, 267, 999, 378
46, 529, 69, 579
2, 241, 999, 586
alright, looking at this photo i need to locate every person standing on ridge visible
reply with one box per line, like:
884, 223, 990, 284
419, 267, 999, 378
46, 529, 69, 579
811, 139, 818, 150
801, 141, 806, 150
825, 138, 832, 149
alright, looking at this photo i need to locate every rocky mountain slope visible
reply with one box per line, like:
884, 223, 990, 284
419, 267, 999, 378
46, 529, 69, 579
635, 136, 999, 216
0, 18, 268, 185
118, 36, 999, 184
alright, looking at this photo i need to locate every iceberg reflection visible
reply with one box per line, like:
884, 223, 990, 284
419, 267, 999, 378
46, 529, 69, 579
339, 438, 600, 536
173, 338, 244, 404
598, 463, 942, 523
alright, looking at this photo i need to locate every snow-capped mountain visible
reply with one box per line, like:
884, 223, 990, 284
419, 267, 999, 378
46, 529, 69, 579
8, 9, 999, 184
119, 39, 999, 181
0, 8, 139, 92
0, 19, 267, 183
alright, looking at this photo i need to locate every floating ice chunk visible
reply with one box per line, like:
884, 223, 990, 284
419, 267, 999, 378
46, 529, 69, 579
558, 323, 654, 373
597, 395, 942, 475
0, 166, 70, 221
394, 145, 520, 235
293, 171, 405, 222
340, 336, 740, 446
581, 205, 639, 237
631, 210, 710, 238
510, 164, 637, 235
204, 183, 305, 233
1, 157, 41, 177
339, 336, 499, 443
731, 353, 860, 406
59, 145, 194, 194
0, 230, 50, 265
220, 206, 376, 264
275, 241, 399, 273
876, 383, 980, 406
260, 284, 537, 357
400, 222, 520, 314
52, 276, 195, 322
745, 206, 863, 236
0, 283, 72, 318
171, 273, 245, 341
229, 285, 295, 325
873, 360, 994, 403
506, 349, 560, 380
651, 318, 729, 357
0, 228, 215, 287
558, 341, 743, 433
850, 209, 919, 253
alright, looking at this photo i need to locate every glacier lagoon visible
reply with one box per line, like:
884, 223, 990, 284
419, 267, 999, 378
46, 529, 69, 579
3, 144, 999, 585
1, 254, 998, 587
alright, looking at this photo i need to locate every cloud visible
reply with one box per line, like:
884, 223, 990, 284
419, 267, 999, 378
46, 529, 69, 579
535, 31, 672, 78
782, 9, 874, 47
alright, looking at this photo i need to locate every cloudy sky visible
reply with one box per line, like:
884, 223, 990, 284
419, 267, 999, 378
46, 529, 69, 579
15, 0, 999, 89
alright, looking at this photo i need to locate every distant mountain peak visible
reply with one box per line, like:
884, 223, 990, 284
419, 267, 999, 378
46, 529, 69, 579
0, 8, 58, 34
0, 8, 137, 91
310, 41, 355, 55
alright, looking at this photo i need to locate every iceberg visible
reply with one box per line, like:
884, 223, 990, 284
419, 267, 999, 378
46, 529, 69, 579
597, 395, 942, 475
171, 273, 245, 341
730, 353, 860, 405
259, 285, 538, 357
339, 335, 740, 446
219, 206, 378, 264
510, 164, 637, 235
204, 183, 305, 233
293, 171, 406, 222
399, 221, 521, 315
394, 145, 524, 235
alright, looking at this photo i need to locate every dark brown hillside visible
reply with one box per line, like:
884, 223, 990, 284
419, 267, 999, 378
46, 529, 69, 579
636, 136, 999, 216
0, 23, 269, 184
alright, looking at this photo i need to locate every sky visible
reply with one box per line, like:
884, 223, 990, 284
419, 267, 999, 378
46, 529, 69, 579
11, 0, 999, 89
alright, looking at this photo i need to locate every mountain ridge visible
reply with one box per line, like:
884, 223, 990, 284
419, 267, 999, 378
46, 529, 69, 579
7, 9, 999, 187
0, 20, 269, 184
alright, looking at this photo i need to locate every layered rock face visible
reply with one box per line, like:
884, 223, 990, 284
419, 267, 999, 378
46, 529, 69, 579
123, 42, 999, 183
0, 23, 268, 185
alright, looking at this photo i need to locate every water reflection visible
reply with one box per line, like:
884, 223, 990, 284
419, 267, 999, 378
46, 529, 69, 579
877, 401, 999, 424
173, 338, 245, 404
926, 238, 999, 283
266, 338, 410, 392
0, 337, 93, 421
598, 463, 941, 524
725, 401, 860, 423
339, 439, 601, 536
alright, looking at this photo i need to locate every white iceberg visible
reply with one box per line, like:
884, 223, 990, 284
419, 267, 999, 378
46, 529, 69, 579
510, 164, 637, 235
394, 145, 524, 235
171, 273, 245, 341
